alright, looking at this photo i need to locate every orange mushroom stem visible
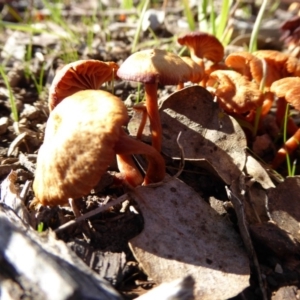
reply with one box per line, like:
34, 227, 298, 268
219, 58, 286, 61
260, 91, 274, 119
133, 103, 149, 140
271, 128, 300, 169
115, 154, 144, 187
144, 82, 162, 151
115, 130, 165, 185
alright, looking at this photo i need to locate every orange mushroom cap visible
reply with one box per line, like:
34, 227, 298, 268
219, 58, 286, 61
225, 51, 263, 83
177, 31, 224, 63
207, 70, 264, 114
251, 50, 300, 87
48, 59, 119, 111
33, 90, 165, 206
34, 90, 128, 206
270, 77, 300, 111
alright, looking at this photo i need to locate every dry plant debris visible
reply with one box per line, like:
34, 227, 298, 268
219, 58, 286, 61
1, 1, 300, 300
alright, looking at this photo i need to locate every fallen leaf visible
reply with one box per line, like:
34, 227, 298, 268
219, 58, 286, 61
268, 176, 300, 244
244, 154, 275, 189
159, 86, 247, 184
129, 177, 250, 300
0, 170, 32, 226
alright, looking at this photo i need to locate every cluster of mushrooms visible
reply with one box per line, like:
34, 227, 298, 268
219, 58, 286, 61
33, 31, 300, 207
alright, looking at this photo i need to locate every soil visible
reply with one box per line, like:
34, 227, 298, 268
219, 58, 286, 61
1, 1, 300, 299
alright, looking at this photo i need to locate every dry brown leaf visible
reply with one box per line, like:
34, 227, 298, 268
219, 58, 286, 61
159, 85, 247, 184
244, 155, 275, 189
0, 170, 32, 226
267, 176, 300, 244
129, 178, 250, 300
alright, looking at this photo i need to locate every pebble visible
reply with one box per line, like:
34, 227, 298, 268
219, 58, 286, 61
0, 117, 9, 135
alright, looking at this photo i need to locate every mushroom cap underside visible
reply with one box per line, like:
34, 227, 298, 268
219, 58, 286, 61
49, 59, 119, 110
177, 31, 224, 63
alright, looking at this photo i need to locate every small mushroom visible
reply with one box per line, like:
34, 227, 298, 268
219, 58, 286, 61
225, 51, 275, 122
270, 77, 300, 168
225, 51, 263, 83
48, 59, 119, 110
206, 70, 264, 115
117, 48, 192, 152
252, 50, 300, 84
33, 90, 165, 206
177, 31, 224, 65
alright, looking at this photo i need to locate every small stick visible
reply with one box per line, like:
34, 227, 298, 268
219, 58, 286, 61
54, 194, 130, 233
226, 186, 268, 300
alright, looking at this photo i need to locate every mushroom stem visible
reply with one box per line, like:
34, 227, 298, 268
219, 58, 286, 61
133, 103, 148, 140
144, 82, 162, 152
177, 82, 184, 90
115, 130, 165, 184
260, 91, 274, 119
271, 128, 300, 169
116, 154, 144, 187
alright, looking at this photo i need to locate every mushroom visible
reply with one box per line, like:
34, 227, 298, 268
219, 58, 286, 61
48, 59, 119, 111
252, 50, 300, 84
270, 77, 300, 168
206, 70, 264, 115
117, 48, 192, 152
225, 51, 276, 126
33, 90, 165, 206
225, 51, 263, 83
251, 51, 300, 134
177, 31, 224, 65
180, 56, 205, 87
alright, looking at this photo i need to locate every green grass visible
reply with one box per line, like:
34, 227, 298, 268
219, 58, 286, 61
283, 104, 296, 176
37, 222, 44, 232
182, 0, 196, 31
248, 0, 268, 53
131, 0, 150, 53
0, 65, 19, 122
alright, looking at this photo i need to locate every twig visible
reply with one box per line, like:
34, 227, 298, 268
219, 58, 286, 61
19, 152, 36, 174
54, 194, 130, 233
20, 180, 32, 202
225, 186, 268, 300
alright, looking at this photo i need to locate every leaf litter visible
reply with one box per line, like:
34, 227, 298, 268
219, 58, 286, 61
1, 2, 300, 300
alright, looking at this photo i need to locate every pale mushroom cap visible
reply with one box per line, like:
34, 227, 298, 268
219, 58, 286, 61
49, 60, 119, 110
116, 49, 192, 85
180, 56, 205, 83
271, 77, 300, 111
177, 32, 224, 63
33, 90, 128, 206
207, 70, 264, 113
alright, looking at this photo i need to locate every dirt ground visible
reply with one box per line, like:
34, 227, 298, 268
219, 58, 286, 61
1, 1, 300, 299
